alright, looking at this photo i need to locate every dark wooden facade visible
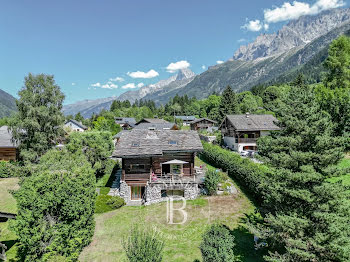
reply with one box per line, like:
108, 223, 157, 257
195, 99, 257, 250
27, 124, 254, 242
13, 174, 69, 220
191, 119, 216, 131
121, 152, 195, 186
0, 148, 17, 161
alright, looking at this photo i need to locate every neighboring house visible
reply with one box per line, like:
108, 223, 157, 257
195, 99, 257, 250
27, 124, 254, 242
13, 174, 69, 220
190, 118, 217, 131
220, 113, 280, 152
133, 123, 179, 131
0, 126, 17, 161
115, 117, 136, 130
64, 119, 87, 132
135, 118, 169, 125
175, 116, 196, 126
110, 129, 203, 205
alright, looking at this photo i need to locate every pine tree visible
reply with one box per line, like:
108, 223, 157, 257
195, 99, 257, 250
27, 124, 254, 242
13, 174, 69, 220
219, 86, 239, 121
255, 84, 350, 261
74, 112, 84, 122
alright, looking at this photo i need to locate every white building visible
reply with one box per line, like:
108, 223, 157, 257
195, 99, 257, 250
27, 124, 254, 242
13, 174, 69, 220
64, 119, 88, 132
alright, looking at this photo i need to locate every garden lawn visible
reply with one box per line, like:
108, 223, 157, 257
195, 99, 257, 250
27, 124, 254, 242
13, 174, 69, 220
0, 178, 19, 261
80, 157, 266, 262
329, 156, 350, 185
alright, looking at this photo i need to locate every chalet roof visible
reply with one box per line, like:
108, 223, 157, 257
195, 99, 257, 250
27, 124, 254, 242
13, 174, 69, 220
112, 130, 203, 158
0, 126, 17, 148
223, 114, 280, 131
133, 123, 177, 130
136, 118, 169, 125
115, 117, 136, 125
65, 119, 87, 130
175, 115, 196, 121
189, 118, 217, 124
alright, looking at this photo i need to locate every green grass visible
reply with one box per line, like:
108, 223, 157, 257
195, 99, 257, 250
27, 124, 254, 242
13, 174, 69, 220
80, 167, 265, 262
328, 157, 350, 185
0, 178, 20, 261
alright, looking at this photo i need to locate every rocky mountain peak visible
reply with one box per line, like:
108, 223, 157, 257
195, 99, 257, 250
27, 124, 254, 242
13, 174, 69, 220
175, 68, 195, 81
234, 8, 350, 61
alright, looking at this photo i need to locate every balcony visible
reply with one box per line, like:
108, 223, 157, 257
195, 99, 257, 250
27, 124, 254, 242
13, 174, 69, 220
237, 137, 257, 143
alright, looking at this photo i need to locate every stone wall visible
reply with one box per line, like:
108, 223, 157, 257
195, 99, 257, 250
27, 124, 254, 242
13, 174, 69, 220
184, 184, 199, 200
119, 181, 130, 204
144, 184, 162, 205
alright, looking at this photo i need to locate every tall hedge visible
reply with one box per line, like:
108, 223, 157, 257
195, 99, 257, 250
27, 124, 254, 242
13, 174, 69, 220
12, 149, 96, 261
200, 142, 271, 202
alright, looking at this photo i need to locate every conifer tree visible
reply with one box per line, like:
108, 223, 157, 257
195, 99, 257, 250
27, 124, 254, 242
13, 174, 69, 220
219, 86, 239, 122
256, 84, 350, 261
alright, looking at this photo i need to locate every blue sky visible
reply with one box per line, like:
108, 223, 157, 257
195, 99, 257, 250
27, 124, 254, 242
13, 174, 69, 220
0, 0, 347, 104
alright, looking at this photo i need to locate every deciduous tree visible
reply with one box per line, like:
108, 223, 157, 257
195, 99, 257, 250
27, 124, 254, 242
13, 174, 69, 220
9, 73, 65, 162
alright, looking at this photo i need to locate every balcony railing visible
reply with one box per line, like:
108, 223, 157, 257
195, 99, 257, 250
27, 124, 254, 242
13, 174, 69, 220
237, 138, 257, 143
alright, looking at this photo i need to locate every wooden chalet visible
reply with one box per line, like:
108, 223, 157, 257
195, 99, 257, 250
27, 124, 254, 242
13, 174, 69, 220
111, 129, 203, 205
115, 117, 136, 130
220, 113, 280, 152
190, 118, 217, 131
0, 126, 17, 161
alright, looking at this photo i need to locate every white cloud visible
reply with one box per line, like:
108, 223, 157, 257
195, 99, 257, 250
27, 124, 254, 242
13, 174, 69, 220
216, 60, 224, 64
122, 83, 137, 89
101, 83, 118, 89
243, 0, 344, 32
201, 65, 206, 70
127, 69, 159, 79
91, 82, 101, 87
242, 19, 263, 32
237, 38, 247, 43
264, 0, 345, 23
109, 76, 124, 82
166, 60, 190, 73
71, 82, 76, 86
137, 83, 144, 88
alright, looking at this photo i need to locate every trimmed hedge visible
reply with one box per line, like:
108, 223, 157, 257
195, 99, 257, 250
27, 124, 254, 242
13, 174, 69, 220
0, 161, 30, 178
200, 142, 271, 202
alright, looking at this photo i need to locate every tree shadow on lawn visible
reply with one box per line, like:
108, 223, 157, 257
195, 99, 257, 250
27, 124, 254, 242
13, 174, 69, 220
231, 225, 267, 262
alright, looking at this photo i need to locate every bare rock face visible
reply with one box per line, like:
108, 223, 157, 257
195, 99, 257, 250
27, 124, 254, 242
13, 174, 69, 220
234, 8, 350, 61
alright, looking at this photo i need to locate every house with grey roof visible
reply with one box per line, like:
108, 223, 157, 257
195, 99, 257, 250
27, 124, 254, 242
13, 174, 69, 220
220, 113, 280, 152
110, 129, 203, 205
135, 118, 169, 125
115, 117, 136, 130
133, 122, 178, 131
64, 119, 87, 132
175, 115, 196, 126
190, 118, 217, 131
0, 126, 18, 161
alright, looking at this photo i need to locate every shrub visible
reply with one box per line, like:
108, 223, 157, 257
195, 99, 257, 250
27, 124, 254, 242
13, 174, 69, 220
12, 149, 96, 261
0, 161, 31, 178
200, 224, 238, 262
95, 195, 125, 213
200, 142, 271, 202
106, 196, 125, 209
204, 170, 220, 195
122, 227, 164, 262
66, 131, 114, 174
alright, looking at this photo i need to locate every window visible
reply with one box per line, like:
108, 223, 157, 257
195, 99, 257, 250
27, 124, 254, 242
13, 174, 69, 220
168, 140, 178, 145
130, 164, 145, 170
132, 141, 140, 147
171, 164, 182, 175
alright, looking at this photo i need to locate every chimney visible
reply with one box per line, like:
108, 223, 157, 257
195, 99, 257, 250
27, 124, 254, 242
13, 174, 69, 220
246, 112, 250, 118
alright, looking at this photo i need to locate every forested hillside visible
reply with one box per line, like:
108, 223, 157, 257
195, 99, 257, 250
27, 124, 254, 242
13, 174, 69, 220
0, 89, 16, 117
